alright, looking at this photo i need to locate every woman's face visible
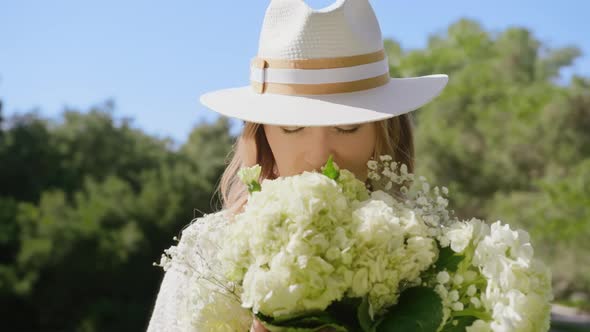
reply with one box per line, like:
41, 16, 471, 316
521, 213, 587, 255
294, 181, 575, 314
263, 122, 377, 182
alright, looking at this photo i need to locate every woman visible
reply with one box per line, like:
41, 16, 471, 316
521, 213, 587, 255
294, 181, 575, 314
148, 0, 448, 331
232, 119, 414, 332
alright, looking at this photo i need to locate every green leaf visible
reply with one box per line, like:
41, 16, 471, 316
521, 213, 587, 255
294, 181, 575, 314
421, 245, 464, 283
357, 296, 373, 332
376, 287, 444, 332
248, 181, 261, 193
435, 246, 464, 273
322, 155, 340, 181
255, 297, 370, 332
325, 296, 363, 329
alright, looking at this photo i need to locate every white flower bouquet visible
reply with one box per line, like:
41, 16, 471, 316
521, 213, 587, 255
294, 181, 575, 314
156, 155, 553, 332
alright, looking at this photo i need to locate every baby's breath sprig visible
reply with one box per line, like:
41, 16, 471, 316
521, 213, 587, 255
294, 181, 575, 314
366, 154, 457, 230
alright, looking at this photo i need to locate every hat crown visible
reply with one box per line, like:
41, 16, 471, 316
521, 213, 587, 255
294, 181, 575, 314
257, 0, 384, 59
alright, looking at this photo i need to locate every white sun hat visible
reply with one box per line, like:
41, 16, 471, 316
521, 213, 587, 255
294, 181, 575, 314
199, 0, 449, 127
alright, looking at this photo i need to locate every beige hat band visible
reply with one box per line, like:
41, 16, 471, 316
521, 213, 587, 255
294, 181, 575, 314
250, 49, 390, 95
251, 73, 390, 95
251, 49, 386, 69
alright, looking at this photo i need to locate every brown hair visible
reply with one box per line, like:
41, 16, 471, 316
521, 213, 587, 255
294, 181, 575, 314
213, 114, 415, 216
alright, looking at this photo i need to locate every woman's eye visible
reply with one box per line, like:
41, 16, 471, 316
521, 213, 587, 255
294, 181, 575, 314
281, 126, 360, 134
281, 127, 304, 134
335, 126, 360, 134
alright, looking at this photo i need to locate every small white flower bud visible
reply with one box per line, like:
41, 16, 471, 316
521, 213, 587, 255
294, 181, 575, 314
452, 302, 464, 311
437, 271, 450, 284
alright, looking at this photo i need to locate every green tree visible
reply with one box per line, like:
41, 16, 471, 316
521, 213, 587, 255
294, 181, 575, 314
385, 19, 589, 299
0, 101, 234, 330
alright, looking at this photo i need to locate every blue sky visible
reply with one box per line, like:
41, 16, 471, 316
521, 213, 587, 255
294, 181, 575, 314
1, 0, 588, 144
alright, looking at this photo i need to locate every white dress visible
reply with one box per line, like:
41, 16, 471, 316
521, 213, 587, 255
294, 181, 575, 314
146, 210, 252, 332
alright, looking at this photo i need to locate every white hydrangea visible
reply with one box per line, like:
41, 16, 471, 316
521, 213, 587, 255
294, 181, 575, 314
350, 194, 437, 317
432, 218, 553, 332
219, 171, 357, 317
445, 221, 474, 253
219, 168, 437, 320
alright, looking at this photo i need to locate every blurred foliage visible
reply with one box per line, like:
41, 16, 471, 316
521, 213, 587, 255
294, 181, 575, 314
0, 100, 234, 330
399, 19, 589, 304
0, 18, 588, 330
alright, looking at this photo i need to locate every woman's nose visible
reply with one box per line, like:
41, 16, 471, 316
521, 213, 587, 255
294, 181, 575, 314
304, 142, 336, 172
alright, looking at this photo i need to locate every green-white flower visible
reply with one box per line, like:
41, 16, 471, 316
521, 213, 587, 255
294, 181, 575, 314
238, 164, 262, 193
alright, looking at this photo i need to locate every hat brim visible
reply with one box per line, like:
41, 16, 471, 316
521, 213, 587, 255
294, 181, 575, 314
199, 74, 448, 126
